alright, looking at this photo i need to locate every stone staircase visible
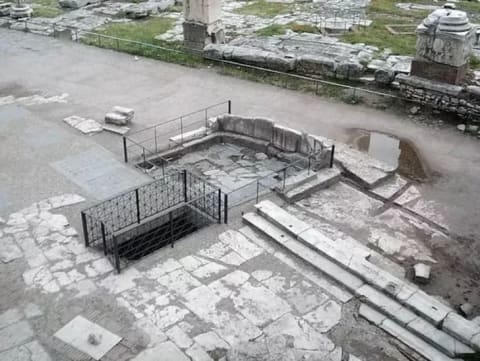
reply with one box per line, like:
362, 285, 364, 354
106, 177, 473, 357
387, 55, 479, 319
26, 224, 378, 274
243, 200, 480, 361
276, 167, 341, 203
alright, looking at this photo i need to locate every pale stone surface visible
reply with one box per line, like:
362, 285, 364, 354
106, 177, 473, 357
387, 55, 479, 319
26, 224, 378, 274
194, 331, 229, 352
0, 309, 24, 330
372, 174, 408, 199
63, 115, 103, 134
166, 325, 193, 349
0, 320, 35, 352
99, 267, 141, 294
0, 237, 23, 263
152, 306, 189, 329
132, 341, 190, 361
185, 343, 213, 361
192, 262, 228, 279
232, 282, 292, 327
23, 303, 43, 319
302, 300, 342, 333
157, 269, 202, 296
179, 255, 206, 272
251, 270, 273, 282
146, 258, 182, 278
208, 270, 250, 298
54, 316, 121, 360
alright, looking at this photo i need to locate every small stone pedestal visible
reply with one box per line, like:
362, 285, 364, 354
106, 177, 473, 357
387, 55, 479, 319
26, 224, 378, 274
411, 8, 474, 85
10, 3, 32, 18
183, 0, 224, 50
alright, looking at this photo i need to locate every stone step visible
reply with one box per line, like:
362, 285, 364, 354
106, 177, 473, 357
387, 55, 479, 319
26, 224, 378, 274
253, 200, 480, 351
275, 169, 318, 194
243, 211, 473, 358
360, 304, 460, 361
279, 168, 341, 203
356, 285, 473, 357
242, 212, 365, 293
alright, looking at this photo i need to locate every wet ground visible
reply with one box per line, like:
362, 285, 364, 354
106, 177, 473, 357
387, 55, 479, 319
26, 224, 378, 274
346, 128, 428, 182
1, 29, 480, 361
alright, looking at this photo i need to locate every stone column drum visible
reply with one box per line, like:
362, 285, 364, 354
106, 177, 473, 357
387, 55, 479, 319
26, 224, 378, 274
411, 8, 475, 85
183, 0, 224, 50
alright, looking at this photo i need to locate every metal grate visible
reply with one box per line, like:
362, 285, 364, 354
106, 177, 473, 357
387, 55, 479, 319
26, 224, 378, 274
81, 170, 222, 273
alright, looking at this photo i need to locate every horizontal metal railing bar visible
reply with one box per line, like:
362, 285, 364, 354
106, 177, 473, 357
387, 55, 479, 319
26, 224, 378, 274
82, 172, 182, 214
112, 190, 219, 237
127, 101, 230, 136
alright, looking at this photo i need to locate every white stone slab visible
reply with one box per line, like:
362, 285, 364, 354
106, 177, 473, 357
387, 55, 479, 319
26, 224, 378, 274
166, 325, 193, 349
232, 282, 291, 327
0, 309, 23, 330
64, 115, 103, 134
99, 267, 141, 294
0, 237, 23, 263
218, 230, 263, 261
255, 200, 311, 237
185, 343, 212, 361
220, 251, 246, 266
372, 174, 408, 199
303, 300, 342, 333
208, 270, 250, 298
132, 341, 189, 361
192, 262, 227, 279
103, 124, 130, 135
47, 194, 85, 209
194, 331, 229, 352
54, 315, 121, 360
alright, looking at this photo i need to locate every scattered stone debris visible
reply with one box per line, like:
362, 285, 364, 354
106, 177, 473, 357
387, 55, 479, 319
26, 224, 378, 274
105, 106, 134, 126
63, 115, 103, 134
410, 106, 420, 115
413, 263, 431, 284
459, 303, 474, 318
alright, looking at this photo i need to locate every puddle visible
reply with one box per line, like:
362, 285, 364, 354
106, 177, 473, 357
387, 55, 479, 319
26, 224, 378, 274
346, 129, 428, 181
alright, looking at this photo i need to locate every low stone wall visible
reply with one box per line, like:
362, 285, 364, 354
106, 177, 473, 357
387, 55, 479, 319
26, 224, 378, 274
215, 114, 332, 155
397, 74, 480, 122
204, 44, 364, 81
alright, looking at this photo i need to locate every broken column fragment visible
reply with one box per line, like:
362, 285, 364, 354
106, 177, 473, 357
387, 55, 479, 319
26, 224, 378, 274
413, 263, 431, 284
105, 106, 134, 126
411, 8, 475, 85
183, 0, 224, 50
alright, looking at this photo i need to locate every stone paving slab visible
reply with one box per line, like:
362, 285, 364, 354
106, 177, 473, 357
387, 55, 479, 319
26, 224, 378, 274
54, 316, 122, 360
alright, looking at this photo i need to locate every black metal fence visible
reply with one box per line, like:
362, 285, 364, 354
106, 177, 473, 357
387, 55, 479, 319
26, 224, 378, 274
81, 170, 222, 272
123, 101, 231, 165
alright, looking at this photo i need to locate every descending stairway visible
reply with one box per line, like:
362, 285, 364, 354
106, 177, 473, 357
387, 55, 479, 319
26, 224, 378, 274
243, 200, 480, 361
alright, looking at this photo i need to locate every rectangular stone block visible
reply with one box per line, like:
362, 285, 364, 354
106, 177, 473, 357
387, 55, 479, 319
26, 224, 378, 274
410, 60, 467, 85
255, 200, 311, 237
442, 312, 480, 351
252, 117, 274, 142
403, 290, 451, 327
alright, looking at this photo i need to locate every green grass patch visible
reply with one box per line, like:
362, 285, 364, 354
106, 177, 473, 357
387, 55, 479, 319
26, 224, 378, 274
287, 22, 319, 34
255, 24, 287, 36
235, 0, 293, 18
470, 55, 480, 70
82, 18, 202, 66
255, 22, 320, 36
31, 0, 64, 18
342, 17, 418, 55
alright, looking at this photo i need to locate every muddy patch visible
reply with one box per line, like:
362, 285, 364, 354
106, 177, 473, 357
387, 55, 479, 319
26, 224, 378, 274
346, 129, 428, 182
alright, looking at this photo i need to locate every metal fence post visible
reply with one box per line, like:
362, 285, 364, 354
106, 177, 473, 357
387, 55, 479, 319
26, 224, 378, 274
224, 193, 228, 224
113, 236, 121, 274
256, 180, 260, 203
169, 211, 174, 248
135, 189, 141, 223
283, 168, 287, 190
81, 211, 89, 247
308, 156, 311, 175
123, 136, 128, 163
101, 222, 107, 256
228, 100, 231, 114
183, 170, 188, 202
330, 144, 335, 168
217, 189, 222, 223
204, 109, 208, 128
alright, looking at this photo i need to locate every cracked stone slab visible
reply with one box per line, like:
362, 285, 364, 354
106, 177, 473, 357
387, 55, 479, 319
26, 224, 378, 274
0, 320, 35, 352
132, 341, 189, 361
0, 340, 52, 361
0, 236, 23, 263
218, 230, 263, 260
303, 300, 342, 333
54, 315, 121, 360
64, 115, 103, 134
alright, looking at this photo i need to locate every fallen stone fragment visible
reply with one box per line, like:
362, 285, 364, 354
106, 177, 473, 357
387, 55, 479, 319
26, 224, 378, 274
413, 263, 431, 284
459, 303, 474, 318
105, 112, 128, 126
457, 124, 466, 132
64, 115, 103, 134
102, 124, 130, 135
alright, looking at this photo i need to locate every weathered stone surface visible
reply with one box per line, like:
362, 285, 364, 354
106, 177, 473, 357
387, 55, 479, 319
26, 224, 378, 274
231, 47, 269, 67
442, 312, 480, 351
413, 263, 431, 284
374, 67, 395, 85
265, 53, 296, 72
133, 341, 190, 361
336, 60, 364, 80
58, 0, 89, 9
255, 200, 311, 237
297, 55, 336, 77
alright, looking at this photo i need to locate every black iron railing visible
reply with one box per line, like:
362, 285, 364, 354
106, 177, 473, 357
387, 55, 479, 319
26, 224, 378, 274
81, 170, 222, 273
